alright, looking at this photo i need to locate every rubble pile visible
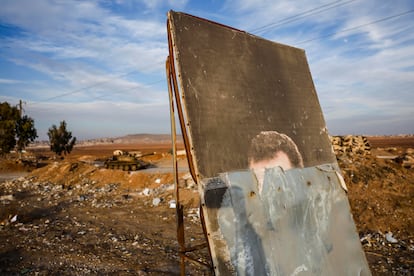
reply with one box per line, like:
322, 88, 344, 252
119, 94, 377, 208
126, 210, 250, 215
331, 135, 414, 169
359, 231, 414, 275
390, 148, 414, 169
0, 165, 208, 275
330, 135, 371, 156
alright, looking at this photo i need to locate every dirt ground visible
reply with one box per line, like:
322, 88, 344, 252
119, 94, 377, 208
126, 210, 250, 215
0, 136, 413, 275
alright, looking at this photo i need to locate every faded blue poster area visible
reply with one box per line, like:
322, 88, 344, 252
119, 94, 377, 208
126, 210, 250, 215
202, 164, 371, 275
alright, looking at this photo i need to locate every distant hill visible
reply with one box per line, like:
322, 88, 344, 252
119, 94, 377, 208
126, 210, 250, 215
112, 134, 182, 144
29, 134, 183, 148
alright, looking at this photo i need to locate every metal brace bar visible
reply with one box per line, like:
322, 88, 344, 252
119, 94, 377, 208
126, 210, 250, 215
166, 56, 213, 275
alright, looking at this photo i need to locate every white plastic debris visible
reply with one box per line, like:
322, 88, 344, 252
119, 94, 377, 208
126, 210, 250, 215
142, 188, 151, 196
10, 215, 18, 223
385, 232, 398, 243
155, 178, 161, 184
152, 197, 161, 206
169, 200, 176, 209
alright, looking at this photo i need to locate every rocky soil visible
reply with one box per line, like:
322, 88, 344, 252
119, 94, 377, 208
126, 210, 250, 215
1, 136, 413, 275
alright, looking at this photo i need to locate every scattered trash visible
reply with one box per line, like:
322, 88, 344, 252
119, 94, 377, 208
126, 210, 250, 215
152, 197, 161, 206
360, 233, 373, 246
142, 188, 151, 196
186, 208, 200, 223
0, 138, 411, 275
79, 195, 88, 201
10, 215, 17, 223
155, 178, 161, 184
385, 232, 398, 243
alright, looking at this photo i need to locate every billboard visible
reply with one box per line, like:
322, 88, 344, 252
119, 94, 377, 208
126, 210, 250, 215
168, 12, 336, 180
167, 11, 370, 275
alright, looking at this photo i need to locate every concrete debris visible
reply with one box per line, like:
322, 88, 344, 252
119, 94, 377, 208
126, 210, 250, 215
0, 170, 205, 274
330, 135, 371, 156
186, 208, 200, 223
331, 136, 414, 169
393, 152, 414, 169
0, 194, 14, 201
182, 173, 196, 189
0, 171, 198, 213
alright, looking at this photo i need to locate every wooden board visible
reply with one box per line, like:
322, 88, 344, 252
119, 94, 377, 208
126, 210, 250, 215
167, 11, 370, 276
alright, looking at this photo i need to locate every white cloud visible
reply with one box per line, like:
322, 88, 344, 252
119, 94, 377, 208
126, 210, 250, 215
0, 0, 167, 65
138, 0, 189, 11
0, 78, 21, 84
1, 0, 413, 138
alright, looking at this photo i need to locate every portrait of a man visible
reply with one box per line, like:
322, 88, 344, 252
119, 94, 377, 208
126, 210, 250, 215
248, 131, 304, 191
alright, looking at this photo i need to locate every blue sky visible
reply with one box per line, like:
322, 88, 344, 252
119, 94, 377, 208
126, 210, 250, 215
1, 0, 413, 140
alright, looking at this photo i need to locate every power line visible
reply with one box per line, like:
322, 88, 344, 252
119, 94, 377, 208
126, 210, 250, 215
37, 70, 138, 103
30, 59, 165, 104
251, 0, 357, 34
295, 9, 414, 45
31, 77, 165, 104
25, 77, 165, 112
87, 78, 165, 101
11, 2, 353, 104
28, 63, 164, 105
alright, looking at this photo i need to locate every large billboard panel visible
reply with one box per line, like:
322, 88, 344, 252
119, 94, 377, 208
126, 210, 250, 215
167, 11, 370, 275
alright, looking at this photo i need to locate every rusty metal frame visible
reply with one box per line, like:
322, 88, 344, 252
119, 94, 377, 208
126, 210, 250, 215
166, 19, 213, 274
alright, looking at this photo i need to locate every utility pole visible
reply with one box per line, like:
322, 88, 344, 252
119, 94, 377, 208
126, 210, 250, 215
18, 99, 24, 118
16, 99, 26, 159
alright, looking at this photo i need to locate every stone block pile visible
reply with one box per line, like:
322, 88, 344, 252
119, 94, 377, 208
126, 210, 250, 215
330, 135, 371, 156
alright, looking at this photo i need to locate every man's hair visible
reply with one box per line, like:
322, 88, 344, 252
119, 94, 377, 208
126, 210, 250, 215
248, 131, 304, 168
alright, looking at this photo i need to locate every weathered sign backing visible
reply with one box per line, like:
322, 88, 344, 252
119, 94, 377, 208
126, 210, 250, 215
167, 10, 370, 275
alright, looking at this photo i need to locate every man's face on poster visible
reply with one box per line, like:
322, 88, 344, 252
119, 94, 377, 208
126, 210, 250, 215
249, 151, 293, 191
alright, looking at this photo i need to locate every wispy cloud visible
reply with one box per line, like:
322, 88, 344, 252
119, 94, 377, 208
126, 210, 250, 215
0, 78, 21, 84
